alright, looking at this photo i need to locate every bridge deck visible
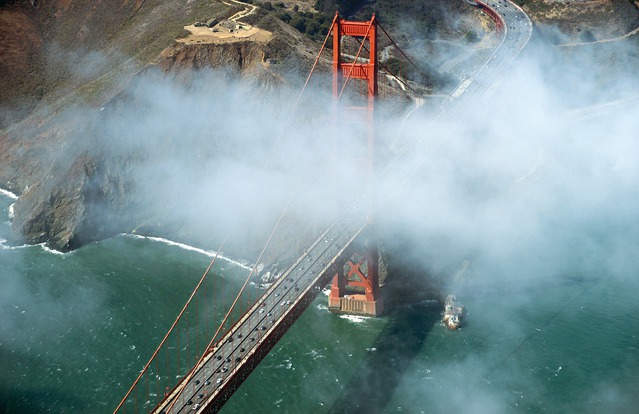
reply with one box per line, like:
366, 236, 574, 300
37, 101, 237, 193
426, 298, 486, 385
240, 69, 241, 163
150, 3, 533, 412
153, 216, 368, 413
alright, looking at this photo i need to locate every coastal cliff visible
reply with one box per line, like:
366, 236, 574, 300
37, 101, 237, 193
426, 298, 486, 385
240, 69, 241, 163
0, 0, 289, 252
1, 0, 636, 256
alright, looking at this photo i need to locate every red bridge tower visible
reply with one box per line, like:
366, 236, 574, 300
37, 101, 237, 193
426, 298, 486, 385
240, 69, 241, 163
328, 13, 383, 317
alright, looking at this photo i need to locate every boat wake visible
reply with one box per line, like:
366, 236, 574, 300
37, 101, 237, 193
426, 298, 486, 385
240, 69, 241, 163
339, 314, 370, 323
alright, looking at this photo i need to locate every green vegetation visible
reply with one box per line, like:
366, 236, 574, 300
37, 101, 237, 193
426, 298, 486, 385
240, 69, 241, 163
464, 30, 479, 43
580, 29, 596, 43
383, 57, 449, 88
384, 57, 409, 79
275, 9, 332, 41
314, 0, 367, 16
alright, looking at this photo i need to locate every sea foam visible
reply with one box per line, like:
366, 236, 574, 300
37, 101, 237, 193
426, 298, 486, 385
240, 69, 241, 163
0, 188, 18, 200
0, 239, 31, 251
128, 234, 253, 270
38, 243, 67, 255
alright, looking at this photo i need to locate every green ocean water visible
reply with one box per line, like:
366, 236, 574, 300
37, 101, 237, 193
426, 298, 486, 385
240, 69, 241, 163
1, 192, 638, 414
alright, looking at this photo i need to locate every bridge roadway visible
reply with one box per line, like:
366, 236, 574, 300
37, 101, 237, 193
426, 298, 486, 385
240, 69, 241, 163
154, 214, 369, 413
450, 0, 532, 103
153, 2, 532, 413
379, 0, 532, 195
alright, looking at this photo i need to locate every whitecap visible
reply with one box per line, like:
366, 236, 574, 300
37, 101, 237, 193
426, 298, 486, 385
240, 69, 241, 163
305, 349, 325, 360
339, 314, 370, 323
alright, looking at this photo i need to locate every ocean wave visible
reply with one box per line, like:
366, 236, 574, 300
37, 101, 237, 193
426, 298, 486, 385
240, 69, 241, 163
0, 239, 30, 251
0, 188, 18, 200
127, 234, 253, 270
0, 239, 69, 255
38, 243, 67, 255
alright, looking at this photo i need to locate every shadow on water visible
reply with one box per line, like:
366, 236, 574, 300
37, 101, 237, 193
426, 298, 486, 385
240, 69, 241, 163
328, 258, 442, 414
0, 385, 87, 414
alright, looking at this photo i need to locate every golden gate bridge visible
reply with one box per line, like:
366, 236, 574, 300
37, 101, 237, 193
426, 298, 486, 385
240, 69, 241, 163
113, 3, 530, 412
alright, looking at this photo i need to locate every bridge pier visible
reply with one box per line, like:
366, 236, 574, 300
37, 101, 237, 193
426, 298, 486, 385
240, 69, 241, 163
328, 235, 383, 317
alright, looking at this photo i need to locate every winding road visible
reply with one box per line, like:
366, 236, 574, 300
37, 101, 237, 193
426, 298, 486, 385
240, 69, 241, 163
380, 0, 532, 204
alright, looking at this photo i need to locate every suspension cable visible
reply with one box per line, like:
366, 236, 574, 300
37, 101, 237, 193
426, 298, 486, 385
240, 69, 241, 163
118, 12, 369, 414
112, 229, 233, 414
291, 12, 339, 115
163, 175, 305, 413
352, 36, 426, 98
378, 22, 424, 75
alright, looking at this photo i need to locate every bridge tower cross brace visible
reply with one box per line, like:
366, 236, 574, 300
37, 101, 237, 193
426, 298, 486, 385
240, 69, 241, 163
328, 13, 383, 317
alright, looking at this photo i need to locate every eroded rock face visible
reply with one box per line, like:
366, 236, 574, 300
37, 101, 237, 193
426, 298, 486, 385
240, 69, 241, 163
3, 0, 634, 255
1, 37, 284, 251
0, 1, 291, 253
159, 40, 267, 74
12, 156, 92, 250
1, 116, 133, 250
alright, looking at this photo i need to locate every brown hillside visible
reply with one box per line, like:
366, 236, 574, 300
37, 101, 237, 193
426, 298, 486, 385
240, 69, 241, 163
1, 0, 636, 256
519, 0, 639, 43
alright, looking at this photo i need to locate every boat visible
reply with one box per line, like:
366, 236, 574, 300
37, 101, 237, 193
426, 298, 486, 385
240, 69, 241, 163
443, 294, 465, 330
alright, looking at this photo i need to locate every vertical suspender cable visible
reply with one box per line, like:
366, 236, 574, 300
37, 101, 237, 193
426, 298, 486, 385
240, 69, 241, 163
118, 11, 347, 414
163, 175, 306, 413
186, 307, 190, 371
112, 230, 232, 414
177, 332, 180, 381
195, 291, 199, 363
290, 13, 340, 116
145, 371, 149, 412
155, 357, 160, 407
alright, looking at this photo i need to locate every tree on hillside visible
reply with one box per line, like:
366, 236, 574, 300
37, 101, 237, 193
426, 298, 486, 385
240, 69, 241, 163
290, 16, 307, 32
